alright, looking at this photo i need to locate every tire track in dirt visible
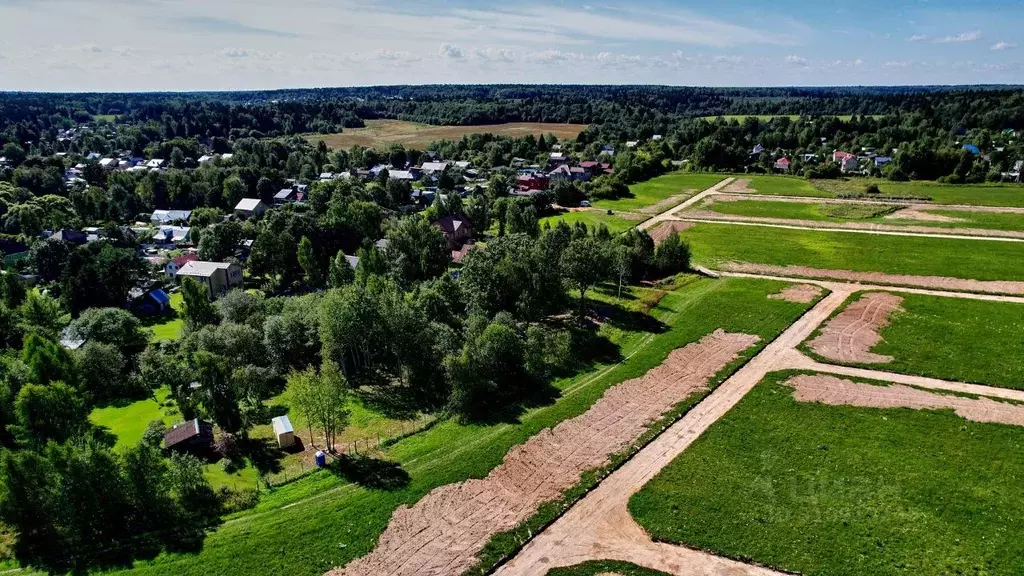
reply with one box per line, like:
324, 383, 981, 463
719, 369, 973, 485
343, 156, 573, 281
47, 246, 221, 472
328, 330, 760, 576
807, 292, 903, 364
784, 374, 1024, 426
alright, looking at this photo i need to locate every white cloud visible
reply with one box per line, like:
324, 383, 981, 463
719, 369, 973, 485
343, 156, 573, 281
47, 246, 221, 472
908, 34, 929, 42
473, 47, 515, 62
438, 43, 464, 59
219, 48, 249, 59
991, 41, 1018, 51
933, 30, 982, 44
785, 54, 809, 66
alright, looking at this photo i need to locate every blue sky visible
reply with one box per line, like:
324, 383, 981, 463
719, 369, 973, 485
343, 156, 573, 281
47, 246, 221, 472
0, 0, 1020, 91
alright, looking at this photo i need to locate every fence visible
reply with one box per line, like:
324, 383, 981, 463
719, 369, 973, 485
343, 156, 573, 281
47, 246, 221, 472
263, 415, 437, 488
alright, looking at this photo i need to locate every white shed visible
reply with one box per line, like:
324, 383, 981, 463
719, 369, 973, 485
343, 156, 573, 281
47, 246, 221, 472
272, 415, 295, 449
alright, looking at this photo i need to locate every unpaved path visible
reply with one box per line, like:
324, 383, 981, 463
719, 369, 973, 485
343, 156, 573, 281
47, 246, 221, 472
807, 292, 903, 364
885, 208, 965, 223
649, 221, 695, 245
719, 263, 1024, 296
670, 215, 1024, 242
494, 288, 856, 576
768, 284, 822, 303
329, 330, 759, 576
785, 374, 1024, 426
638, 178, 734, 232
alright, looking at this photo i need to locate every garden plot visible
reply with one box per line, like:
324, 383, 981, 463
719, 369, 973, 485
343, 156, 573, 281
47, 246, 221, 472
331, 330, 760, 576
629, 370, 1024, 576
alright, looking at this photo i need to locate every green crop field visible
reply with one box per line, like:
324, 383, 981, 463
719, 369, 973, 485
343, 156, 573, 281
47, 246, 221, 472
540, 210, 640, 235
593, 172, 725, 212
681, 222, 1024, 281
547, 560, 671, 576
630, 371, 1024, 576
802, 291, 1024, 390
106, 277, 815, 576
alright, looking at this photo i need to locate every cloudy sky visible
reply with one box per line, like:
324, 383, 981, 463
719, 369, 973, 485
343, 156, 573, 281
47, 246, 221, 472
0, 0, 1021, 91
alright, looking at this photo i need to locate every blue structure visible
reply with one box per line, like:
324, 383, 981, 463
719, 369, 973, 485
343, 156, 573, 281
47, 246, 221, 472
962, 144, 981, 155
315, 450, 327, 468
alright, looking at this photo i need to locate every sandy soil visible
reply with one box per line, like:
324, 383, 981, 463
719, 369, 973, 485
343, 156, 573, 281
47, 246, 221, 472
721, 178, 753, 194
808, 292, 903, 364
768, 284, 823, 303
638, 191, 698, 215
885, 208, 966, 223
720, 263, 1024, 296
649, 221, 694, 245
329, 330, 760, 576
678, 211, 1024, 240
785, 374, 1024, 426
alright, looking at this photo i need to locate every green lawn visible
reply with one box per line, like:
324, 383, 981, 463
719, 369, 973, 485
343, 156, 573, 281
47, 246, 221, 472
802, 291, 1024, 390
593, 172, 725, 212
146, 293, 184, 342
743, 175, 825, 197
540, 210, 639, 235
681, 222, 1024, 281
813, 179, 1024, 207
90, 387, 181, 450
104, 277, 816, 576
630, 371, 1024, 576
547, 561, 670, 576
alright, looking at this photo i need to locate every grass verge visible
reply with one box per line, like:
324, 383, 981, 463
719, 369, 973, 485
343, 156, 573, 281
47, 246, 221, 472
546, 560, 671, 576
629, 370, 1024, 576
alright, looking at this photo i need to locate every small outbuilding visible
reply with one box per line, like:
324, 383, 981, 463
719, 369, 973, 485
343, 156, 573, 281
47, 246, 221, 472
272, 415, 295, 449
163, 419, 214, 455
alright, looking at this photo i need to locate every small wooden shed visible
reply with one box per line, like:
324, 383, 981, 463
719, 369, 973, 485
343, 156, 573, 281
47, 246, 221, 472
272, 415, 295, 449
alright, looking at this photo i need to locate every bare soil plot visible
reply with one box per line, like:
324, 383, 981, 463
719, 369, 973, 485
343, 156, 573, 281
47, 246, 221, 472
807, 292, 903, 364
637, 191, 698, 214
721, 179, 753, 193
330, 330, 759, 576
885, 207, 965, 223
786, 374, 1024, 426
649, 221, 694, 245
720, 263, 1024, 295
310, 119, 588, 150
768, 284, 823, 303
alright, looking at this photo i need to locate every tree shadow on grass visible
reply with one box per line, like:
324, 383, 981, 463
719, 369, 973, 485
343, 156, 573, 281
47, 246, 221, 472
242, 436, 285, 476
328, 453, 411, 490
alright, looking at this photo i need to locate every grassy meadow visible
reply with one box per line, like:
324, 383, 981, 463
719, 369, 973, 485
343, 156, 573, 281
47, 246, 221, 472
801, 291, 1024, 390
104, 276, 815, 576
592, 172, 725, 212
629, 371, 1024, 576
540, 210, 640, 235
680, 222, 1024, 281
145, 292, 184, 342
813, 179, 1024, 207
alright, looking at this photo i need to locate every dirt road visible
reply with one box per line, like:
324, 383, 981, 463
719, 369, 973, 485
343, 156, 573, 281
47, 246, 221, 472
637, 178, 735, 232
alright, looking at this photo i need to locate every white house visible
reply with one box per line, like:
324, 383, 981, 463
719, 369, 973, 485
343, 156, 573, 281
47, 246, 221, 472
420, 161, 449, 174
152, 226, 191, 245
198, 155, 215, 164
234, 198, 267, 218
145, 159, 166, 169
99, 158, 119, 170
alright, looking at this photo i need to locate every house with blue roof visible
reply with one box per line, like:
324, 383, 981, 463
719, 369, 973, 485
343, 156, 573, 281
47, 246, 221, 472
962, 144, 981, 155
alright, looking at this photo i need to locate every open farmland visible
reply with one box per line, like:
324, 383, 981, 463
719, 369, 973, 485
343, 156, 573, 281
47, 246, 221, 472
629, 370, 1024, 576
107, 277, 814, 576
308, 119, 588, 150
680, 222, 1024, 286
593, 172, 726, 213
802, 291, 1024, 390
812, 179, 1024, 207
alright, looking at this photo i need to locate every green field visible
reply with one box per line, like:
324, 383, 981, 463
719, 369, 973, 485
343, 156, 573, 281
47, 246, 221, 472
548, 561, 670, 576
105, 277, 815, 576
540, 210, 639, 235
813, 179, 1024, 207
696, 197, 1024, 232
681, 222, 1024, 281
146, 292, 184, 342
593, 172, 725, 212
741, 175, 824, 197
802, 291, 1024, 390
630, 371, 1024, 576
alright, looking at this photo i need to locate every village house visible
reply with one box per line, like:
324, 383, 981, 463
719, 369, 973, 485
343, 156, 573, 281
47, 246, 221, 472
234, 198, 267, 218
774, 157, 791, 172
874, 156, 893, 167
145, 159, 166, 169
151, 209, 192, 225
99, 158, 119, 170
432, 214, 473, 251
48, 229, 88, 245
165, 253, 199, 279
274, 188, 302, 204
176, 260, 244, 298
517, 173, 549, 191
152, 225, 192, 246
420, 161, 449, 174
163, 419, 214, 456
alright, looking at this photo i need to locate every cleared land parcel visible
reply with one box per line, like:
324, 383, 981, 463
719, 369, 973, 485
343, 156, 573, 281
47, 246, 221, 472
309, 119, 588, 150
